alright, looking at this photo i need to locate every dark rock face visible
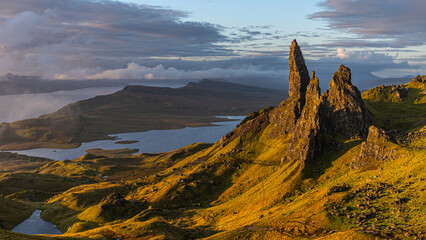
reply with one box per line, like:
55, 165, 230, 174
359, 126, 396, 161
269, 40, 310, 137
269, 97, 303, 137
220, 107, 271, 146
412, 75, 426, 84
285, 72, 325, 163
227, 41, 372, 165
351, 126, 398, 170
99, 192, 126, 208
288, 39, 310, 100
271, 46, 371, 164
325, 65, 371, 139
391, 85, 408, 100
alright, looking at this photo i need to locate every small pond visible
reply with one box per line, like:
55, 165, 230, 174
11, 210, 62, 235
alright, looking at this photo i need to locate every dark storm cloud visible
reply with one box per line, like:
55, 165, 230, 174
0, 0, 231, 77
1, 0, 229, 56
309, 0, 426, 47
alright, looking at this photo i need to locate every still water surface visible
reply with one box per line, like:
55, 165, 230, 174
11, 210, 62, 235
11, 116, 244, 160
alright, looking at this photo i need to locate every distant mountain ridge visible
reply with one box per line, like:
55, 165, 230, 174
0, 80, 285, 150
0, 40, 424, 240
0, 73, 124, 95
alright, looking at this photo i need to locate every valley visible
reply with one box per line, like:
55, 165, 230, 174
0, 80, 284, 150
0, 41, 424, 239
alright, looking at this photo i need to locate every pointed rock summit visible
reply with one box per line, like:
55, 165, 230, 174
232, 40, 372, 164
269, 40, 310, 136
288, 39, 310, 100
325, 65, 371, 138
273, 42, 371, 163
351, 125, 398, 170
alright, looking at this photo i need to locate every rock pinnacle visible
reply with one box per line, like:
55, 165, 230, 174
288, 39, 310, 99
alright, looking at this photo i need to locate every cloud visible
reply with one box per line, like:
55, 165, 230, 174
307, 48, 412, 89
336, 48, 350, 59
309, 0, 426, 47
0, 0, 422, 86
54, 62, 288, 82
0, 0, 229, 78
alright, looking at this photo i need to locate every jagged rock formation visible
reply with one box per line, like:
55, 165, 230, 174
275, 52, 370, 163
214, 41, 371, 164
269, 40, 310, 136
351, 125, 398, 170
288, 39, 310, 101
324, 65, 371, 139
285, 72, 325, 163
412, 75, 426, 84
391, 84, 409, 100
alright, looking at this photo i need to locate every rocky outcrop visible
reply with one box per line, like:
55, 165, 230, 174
273, 47, 371, 164
269, 97, 304, 137
269, 40, 310, 137
285, 72, 325, 163
324, 65, 371, 139
412, 75, 426, 84
288, 39, 310, 100
225, 41, 372, 165
351, 126, 398, 170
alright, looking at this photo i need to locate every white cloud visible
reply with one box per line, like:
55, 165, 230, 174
54, 62, 287, 81
336, 48, 350, 59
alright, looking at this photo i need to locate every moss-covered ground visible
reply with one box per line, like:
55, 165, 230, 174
0, 77, 424, 239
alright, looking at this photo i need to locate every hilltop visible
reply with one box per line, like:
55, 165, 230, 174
0, 40, 424, 240
0, 80, 284, 150
0, 73, 123, 96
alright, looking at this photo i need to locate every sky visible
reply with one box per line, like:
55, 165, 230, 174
0, 0, 425, 89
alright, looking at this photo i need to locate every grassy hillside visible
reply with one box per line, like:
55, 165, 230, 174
0, 76, 423, 238
25, 106, 423, 239
0, 80, 284, 150
362, 75, 426, 131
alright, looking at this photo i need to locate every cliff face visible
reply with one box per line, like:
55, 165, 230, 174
324, 65, 371, 139
288, 39, 310, 104
271, 42, 371, 164
350, 125, 399, 171
285, 72, 325, 163
212, 40, 372, 165
269, 40, 310, 137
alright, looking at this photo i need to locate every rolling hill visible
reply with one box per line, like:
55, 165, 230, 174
0, 40, 424, 240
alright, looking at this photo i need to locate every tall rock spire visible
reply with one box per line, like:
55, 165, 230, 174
325, 65, 371, 138
269, 39, 311, 137
285, 71, 325, 163
288, 39, 310, 100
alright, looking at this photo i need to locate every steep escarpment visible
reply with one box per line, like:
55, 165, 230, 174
350, 125, 399, 171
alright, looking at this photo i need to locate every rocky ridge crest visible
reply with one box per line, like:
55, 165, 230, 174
281, 42, 371, 163
238, 39, 372, 164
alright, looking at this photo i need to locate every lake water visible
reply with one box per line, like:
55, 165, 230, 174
11, 116, 244, 161
11, 210, 62, 235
